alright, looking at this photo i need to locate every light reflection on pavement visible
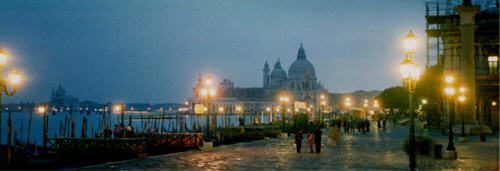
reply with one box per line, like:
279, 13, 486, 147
84, 123, 499, 170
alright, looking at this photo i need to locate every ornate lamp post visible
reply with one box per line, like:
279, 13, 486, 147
200, 77, 216, 131
458, 87, 466, 142
443, 75, 457, 159
37, 105, 48, 154
320, 94, 326, 124
399, 30, 420, 170
344, 97, 352, 119
236, 105, 243, 126
114, 103, 126, 137
279, 91, 289, 125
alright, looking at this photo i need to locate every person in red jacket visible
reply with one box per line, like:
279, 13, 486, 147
307, 132, 314, 153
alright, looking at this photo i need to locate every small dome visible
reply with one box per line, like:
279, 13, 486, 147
55, 85, 66, 97
271, 68, 287, 80
270, 59, 287, 85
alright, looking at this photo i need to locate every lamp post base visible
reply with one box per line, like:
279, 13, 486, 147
444, 150, 457, 159
201, 141, 213, 152
459, 136, 467, 142
280, 133, 288, 139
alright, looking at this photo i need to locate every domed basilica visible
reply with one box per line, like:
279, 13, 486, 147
189, 44, 327, 113
263, 43, 324, 102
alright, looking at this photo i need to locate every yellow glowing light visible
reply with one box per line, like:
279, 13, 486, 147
114, 105, 121, 111
363, 103, 368, 107
320, 95, 325, 99
444, 87, 455, 96
295, 108, 299, 112
403, 30, 417, 53
321, 101, 326, 106
364, 99, 368, 103
488, 56, 498, 62
185, 101, 189, 105
0, 49, 7, 66
492, 101, 497, 106
209, 88, 216, 97
205, 78, 212, 86
422, 99, 428, 104
218, 107, 224, 113
287, 108, 291, 112
445, 75, 454, 84
236, 106, 242, 112
200, 89, 208, 97
38, 106, 46, 113
400, 61, 420, 80
459, 87, 466, 93
8, 70, 21, 86
306, 108, 311, 112
280, 96, 289, 103
458, 95, 466, 103
266, 107, 271, 112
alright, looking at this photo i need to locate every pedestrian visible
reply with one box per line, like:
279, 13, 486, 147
113, 124, 119, 138
307, 132, 314, 153
127, 124, 135, 138
314, 128, 322, 153
366, 120, 370, 132
294, 130, 303, 153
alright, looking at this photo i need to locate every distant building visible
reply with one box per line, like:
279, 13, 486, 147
50, 85, 79, 111
188, 44, 328, 113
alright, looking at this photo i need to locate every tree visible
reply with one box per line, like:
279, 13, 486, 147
378, 86, 409, 113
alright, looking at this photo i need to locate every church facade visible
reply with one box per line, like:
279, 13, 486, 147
50, 85, 80, 111
188, 44, 328, 114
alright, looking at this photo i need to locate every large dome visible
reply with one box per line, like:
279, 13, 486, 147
288, 44, 316, 78
288, 59, 316, 78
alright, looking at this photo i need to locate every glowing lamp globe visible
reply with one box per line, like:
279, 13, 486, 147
403, 30, 417, 53
8, 70, 21, 86
0, 49, 7, 66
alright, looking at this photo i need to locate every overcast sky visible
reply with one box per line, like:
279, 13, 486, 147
0, 0, 427, 103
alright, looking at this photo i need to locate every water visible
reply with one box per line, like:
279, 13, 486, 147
0, 111, 278, 146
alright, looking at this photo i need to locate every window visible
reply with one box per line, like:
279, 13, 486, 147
488, 56, 498, 75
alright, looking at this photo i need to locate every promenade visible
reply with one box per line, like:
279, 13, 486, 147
85, 123, 499, 170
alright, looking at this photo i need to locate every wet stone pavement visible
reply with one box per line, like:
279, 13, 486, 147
84, 123, 499, 170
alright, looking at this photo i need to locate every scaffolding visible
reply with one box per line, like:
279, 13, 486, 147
424, 0, 498, 67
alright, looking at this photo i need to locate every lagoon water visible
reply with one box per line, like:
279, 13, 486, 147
0, 111, 275, 146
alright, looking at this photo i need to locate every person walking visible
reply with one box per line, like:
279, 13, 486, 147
307, 132, 314, 153
113, 124, 119, 138
314, 128, 322, 153
294, 130, 303, 153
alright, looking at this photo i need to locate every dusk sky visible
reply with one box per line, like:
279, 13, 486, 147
0, 0, 427, 103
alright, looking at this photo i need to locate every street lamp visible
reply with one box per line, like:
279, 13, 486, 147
279, 91, 289, 124
200, 77, 216, 131
38, 105, 48, 154
363, 99, 369, 120
400, 29, 419, 170
0, 49, 22, 145
443, 75, 457, 159
458, 88, 466, 142
320, 100, 326, 124
114, 103, 125, 138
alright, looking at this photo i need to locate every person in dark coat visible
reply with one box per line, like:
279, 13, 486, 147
294, 130, 303, 153
314, 128, 322, 153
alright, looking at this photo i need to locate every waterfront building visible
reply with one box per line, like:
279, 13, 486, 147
188, 44, 328, 113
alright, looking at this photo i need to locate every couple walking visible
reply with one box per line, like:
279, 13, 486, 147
294, 128, 322, 153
